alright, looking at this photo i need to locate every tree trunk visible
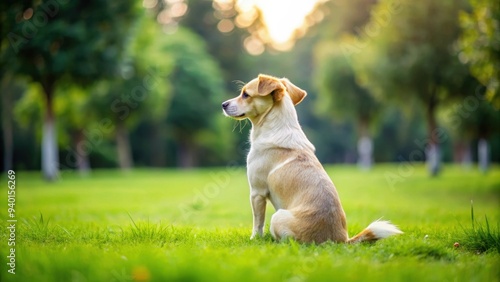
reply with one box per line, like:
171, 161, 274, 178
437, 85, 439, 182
177, 139, 197, 168
478, 138, 489, 173
462, 141, 472, 169
453, 140, 472, 169
41, 80, 59, 181
2, 76, 13, 172
150, 123, 166, 167
73, 129, 91, 175
357, 121, 373, 170
116, 122, 133, 170
426, 99, 440, 177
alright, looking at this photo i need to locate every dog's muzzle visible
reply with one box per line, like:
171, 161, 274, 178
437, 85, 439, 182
222, 101, 245, 118
221, 101, 231, 116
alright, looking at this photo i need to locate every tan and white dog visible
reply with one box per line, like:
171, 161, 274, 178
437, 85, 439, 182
222, 74, 402, 243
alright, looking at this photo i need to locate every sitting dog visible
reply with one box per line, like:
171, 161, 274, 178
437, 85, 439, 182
222, 74, 402, 243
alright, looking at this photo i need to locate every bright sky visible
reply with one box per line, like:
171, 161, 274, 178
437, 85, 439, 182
237, 0, 324, 45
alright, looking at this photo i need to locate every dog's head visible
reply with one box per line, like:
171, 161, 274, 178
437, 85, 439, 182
221, 74, 307, 121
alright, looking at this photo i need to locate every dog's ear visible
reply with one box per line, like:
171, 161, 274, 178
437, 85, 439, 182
257, 74, 284, 101
280, 78, 307, 105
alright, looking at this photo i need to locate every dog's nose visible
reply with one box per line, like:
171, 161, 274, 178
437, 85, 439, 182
222, 101, 229, 109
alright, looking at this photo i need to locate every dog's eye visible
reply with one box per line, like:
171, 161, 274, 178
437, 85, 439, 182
242, 92, 250, 99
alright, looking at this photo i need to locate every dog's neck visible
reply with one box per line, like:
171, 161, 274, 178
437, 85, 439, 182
249, 96, 315, 152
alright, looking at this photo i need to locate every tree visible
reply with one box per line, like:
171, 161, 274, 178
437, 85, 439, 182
443, 87, 500, 172
0, 2, 23, 172
163, 27, 228, 167
313, 0, 380, 169
90, 14, 172, 170
14, 82, 95, 174
55, 84, 96, 174
3, 1, 138, 180
1, 74, 26, 172
315, 40, 380, 169
355, 0, 471, 176
458, 0, 500, 108
178, 0, 255, 90
141, 0, 251, 166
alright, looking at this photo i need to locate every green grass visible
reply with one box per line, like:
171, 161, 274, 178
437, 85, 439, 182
1, 165, 499, 282
460, 202, 500, 254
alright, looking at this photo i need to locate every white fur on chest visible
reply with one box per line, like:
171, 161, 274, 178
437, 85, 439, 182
247, 146, 271, 191
247, 146, 286, 209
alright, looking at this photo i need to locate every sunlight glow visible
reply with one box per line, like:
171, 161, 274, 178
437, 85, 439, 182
257, 0, 318, 43
236, 0, 325, 50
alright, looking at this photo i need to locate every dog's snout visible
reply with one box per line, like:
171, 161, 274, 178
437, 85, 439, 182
222, 101, 230, 110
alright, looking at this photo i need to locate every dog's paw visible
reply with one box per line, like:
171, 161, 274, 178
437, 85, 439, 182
250, 231, 263, 240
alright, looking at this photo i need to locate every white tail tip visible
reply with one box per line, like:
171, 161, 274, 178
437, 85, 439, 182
366, 220, 403, 239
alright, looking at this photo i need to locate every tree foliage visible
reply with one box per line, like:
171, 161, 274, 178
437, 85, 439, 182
458, 0, 500, 107
2, 0, 139, 179
163, 27, 229, 167
3, 0, 500, 174
5, 1, 138, 90
313, 0, 381, 168
88, 13, 173, 169
353, 0, 474, 175
315, 40, 379, 128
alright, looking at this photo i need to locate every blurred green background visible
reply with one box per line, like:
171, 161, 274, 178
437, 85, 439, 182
0, 0, 499, 180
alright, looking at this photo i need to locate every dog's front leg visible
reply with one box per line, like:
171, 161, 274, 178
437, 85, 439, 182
250, 192, 266, 239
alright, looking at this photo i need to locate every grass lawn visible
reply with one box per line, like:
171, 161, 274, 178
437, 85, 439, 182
1, 164, 499, 282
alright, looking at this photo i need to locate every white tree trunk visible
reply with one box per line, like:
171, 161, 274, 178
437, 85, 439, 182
357, 136, 373, 170
478, 138, 489, 173
426, 143, 440, 176
41, 116, 59, 180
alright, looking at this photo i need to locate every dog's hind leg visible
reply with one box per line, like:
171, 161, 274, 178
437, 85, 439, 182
270, 209, 296, 241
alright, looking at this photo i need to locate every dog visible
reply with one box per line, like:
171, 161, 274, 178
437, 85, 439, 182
222, 74, 402, 243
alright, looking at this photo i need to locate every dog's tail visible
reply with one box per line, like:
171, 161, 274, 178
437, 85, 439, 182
347, 220, 403, 244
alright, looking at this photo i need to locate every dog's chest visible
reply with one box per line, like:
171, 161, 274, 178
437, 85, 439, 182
247, 147, 288, 209
247, 151, 268, 186
247, 147, 274, 190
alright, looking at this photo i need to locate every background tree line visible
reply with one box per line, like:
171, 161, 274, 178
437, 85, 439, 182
1, 0, 499, 180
